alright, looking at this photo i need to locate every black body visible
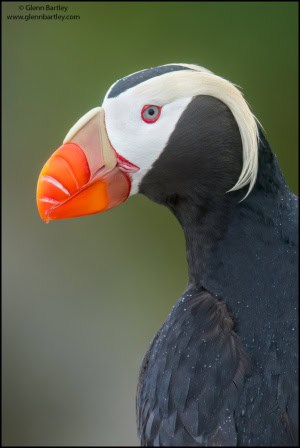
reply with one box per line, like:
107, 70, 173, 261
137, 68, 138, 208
137, 96, 298, 445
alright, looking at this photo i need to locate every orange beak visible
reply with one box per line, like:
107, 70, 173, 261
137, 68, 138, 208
36, 107, 139, 223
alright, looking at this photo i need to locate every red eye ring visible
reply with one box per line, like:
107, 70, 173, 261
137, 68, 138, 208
141, 105, 162, 123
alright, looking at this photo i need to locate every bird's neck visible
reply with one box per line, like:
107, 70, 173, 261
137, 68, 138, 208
170, 192, 236, 288
168, 131, 295, 293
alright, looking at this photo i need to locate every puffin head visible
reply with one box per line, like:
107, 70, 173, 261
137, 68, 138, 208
36, 63, 259, 222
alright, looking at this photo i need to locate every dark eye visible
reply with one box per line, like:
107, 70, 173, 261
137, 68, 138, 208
141, 105, 162, 123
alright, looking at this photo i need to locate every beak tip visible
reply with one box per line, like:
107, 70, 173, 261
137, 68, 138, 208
36, 201, 50, 223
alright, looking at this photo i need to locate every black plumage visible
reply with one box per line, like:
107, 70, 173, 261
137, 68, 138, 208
108, 64, 192, 98
137, 96, 298, 445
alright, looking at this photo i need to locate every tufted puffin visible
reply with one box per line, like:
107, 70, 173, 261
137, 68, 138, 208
36, 64, 298, 446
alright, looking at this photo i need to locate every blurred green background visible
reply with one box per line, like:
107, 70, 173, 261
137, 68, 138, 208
2, 1, 298, 446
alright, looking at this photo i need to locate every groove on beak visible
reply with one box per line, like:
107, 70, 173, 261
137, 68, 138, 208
36, 107, 134, 222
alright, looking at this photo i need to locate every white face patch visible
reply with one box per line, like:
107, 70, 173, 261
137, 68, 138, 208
101, 64, 259, 199
102, 91, 192, 194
